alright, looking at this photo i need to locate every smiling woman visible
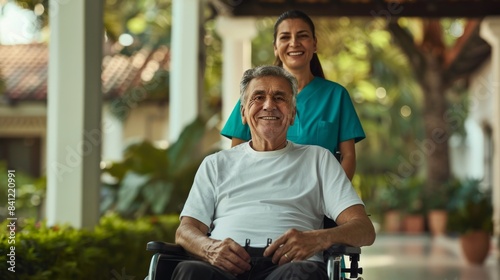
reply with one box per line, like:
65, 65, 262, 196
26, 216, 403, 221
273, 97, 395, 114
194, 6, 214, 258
221, 9, 365, 180
273, 18, 317, 87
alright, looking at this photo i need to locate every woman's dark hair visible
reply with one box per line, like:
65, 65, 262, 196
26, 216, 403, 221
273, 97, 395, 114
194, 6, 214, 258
272, 10, 325, 78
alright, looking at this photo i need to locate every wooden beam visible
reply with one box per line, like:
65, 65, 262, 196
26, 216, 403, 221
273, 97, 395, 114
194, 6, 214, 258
228, 1, 500, 18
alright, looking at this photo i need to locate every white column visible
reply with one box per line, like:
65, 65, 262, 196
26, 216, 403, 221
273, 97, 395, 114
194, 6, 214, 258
102, 106, 123, 162
480, 17, 500, 248
216, 16, 257, 149
169, 0, 200, 143
46, 0, 103, 228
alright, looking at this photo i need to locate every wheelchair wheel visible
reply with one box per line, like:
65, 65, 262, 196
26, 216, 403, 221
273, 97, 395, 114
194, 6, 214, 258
326, 256, 342, 280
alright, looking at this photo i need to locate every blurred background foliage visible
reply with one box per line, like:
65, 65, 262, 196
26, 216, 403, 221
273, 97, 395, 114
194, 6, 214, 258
100, 117, 218, 218
0, 1, 482, 278
7, 0, 471, 225
0, 162, 46, 221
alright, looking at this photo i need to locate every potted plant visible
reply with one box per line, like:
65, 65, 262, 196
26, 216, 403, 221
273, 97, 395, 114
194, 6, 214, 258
424, 178, 460, 237
447, 178, 493, 265
399, 177, 425, 234
377, 185, 404, 233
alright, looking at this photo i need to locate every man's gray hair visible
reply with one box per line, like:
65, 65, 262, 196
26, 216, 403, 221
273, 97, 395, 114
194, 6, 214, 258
240, 65, 298, 106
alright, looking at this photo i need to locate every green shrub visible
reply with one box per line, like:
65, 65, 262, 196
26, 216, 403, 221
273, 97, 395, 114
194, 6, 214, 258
101, 116, 219, 218
447, 178, 493, 235
0, 213, 180, 280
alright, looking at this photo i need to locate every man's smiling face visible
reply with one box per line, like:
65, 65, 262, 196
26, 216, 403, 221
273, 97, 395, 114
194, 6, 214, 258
241, 76, 296, 144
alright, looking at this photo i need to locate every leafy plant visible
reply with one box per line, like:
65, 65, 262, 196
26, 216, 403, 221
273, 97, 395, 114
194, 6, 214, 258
101, 117, 219, 218
0, 213, 179, 280
377, 177, 423, 214
0, 162, 46, 220
375, 184, 405, 212
447, 178, 493, 235
399, 176, 425, 215
424, 177, 460, 211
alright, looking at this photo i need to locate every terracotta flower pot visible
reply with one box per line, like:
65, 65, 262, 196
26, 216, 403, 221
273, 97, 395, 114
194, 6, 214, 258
383, 210, 401, 233
403, 214, 425, 234
460, 230, 491, 265
428, 209, 448, 236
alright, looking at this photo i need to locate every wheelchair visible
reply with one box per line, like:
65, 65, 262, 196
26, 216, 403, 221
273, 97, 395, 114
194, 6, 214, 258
145, 222, 365, 280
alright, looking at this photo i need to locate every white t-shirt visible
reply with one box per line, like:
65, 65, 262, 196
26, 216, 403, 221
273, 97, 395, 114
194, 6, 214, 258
180, 141, 363, 261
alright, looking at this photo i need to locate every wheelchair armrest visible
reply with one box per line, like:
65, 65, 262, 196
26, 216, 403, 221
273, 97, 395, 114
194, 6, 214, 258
324, 244, 361, 256
147, 241, 193, 280
147, 241, 190, 257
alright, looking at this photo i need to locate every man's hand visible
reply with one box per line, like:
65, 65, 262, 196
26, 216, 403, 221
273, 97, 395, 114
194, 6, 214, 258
204, 238, 252, 275
263, 229, 324, 265
176, 217, 252, 275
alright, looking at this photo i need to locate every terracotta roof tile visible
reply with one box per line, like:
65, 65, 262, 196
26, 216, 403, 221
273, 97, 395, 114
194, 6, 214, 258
0, 43, 170, 103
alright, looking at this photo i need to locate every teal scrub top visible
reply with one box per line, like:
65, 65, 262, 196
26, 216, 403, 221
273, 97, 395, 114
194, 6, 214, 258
221, 77, 365, 154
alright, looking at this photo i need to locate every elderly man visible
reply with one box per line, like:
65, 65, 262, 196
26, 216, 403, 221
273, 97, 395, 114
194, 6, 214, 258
173, 65, 375, 280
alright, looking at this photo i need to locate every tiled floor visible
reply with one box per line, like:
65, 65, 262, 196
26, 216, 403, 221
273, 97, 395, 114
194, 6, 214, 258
358, 234, 500, 280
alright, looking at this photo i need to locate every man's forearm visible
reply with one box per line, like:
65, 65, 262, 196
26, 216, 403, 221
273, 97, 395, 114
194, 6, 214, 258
175, 222, 213, 261
323, 217, 375, 249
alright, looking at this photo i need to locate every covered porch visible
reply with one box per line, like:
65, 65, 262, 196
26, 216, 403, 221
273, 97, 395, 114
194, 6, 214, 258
45, 1, 500, 258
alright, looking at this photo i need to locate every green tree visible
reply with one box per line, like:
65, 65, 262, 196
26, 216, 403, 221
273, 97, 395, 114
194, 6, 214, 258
315, 18, 425, 175
14, 0, 172, 48
387, 18, 470, 203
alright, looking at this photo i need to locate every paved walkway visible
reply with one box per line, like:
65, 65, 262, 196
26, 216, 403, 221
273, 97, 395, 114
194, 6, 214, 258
358, 234, 499, 280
